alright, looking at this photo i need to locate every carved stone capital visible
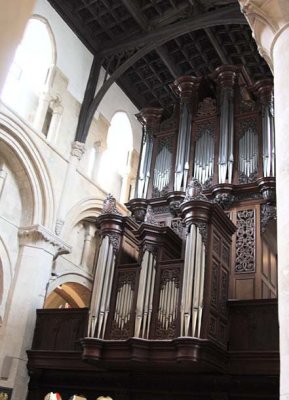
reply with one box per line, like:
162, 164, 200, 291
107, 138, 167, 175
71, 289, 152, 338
18, 225, 71, 257
239, 0, 289, 71
71, 141, 86, 160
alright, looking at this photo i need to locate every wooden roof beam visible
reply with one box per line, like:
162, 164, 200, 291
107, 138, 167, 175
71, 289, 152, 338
120, 0, 182, 78
99, 4, 246, 56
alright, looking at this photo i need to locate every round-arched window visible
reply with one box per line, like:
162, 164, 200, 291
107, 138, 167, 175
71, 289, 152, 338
1, 18, 54, 121
98, 112, 133, 200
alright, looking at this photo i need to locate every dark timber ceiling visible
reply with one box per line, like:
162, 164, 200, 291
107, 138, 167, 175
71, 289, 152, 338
47, 0, 272, 114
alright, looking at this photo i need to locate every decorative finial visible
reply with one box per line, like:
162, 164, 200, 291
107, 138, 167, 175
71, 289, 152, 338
144, 205, 159, 226
183, 178, 207, 203
101, 194, 121, 215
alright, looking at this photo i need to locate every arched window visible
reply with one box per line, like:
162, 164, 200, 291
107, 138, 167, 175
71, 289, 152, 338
1, 17, 55, 122
98, 112, 133, 201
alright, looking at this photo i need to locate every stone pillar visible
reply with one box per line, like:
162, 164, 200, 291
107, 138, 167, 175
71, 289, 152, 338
238, 1, 289, 398
55, 141, 86, 235
0, 0, 36, 93
211, 66, 239, 184
173, 76, 201, 191
135, 108, 163, 199
0, 225, 70, 400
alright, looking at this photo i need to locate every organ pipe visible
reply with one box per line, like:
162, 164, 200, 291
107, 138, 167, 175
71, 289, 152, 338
211, 66, 238, 184
134, 249, 157, 338
88, 235, 116, 338
180, 224, 206, 337
173, 76, 201, 191
135, 108, 163, 198
194, 129, 215, 185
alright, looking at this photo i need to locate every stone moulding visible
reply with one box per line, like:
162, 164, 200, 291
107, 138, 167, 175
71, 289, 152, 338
18, 224, 71, 256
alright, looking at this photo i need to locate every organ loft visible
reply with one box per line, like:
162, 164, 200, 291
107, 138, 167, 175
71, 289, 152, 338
28, 65, 278, 399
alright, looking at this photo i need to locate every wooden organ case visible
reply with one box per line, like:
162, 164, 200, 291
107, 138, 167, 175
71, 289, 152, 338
27, 65, 279, 400
82, 65, 277, 367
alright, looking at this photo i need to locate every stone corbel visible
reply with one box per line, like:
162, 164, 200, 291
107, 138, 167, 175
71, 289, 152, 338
239, 0, 289, 72
18, 224, 71, 258
71, 140, 86, 160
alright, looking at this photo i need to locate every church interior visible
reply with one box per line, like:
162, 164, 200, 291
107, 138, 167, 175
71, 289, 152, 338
0, 0, 288, 399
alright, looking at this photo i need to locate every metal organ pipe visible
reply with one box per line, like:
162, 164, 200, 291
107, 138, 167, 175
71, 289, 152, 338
135, 108, 163, 198
134, 249, 157, 339
193, 129, 214, 185
88, 235, 116, 338
211, 66, 238, 184
173, 76, 201, 191
180, 224, 206, 337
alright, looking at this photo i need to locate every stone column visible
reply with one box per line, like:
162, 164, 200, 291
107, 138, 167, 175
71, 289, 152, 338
173, 76, 201, 191
55, 141, 86, 235
0, 225, 70, 400
238, 1, 289, 398
135, 108, 163, 199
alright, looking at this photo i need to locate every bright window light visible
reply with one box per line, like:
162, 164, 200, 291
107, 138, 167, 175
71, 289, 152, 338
98, 112, 133, 197
1, 18, 53, 116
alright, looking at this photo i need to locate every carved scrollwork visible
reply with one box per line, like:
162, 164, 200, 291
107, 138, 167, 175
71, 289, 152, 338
214, 192, 235, 209
196, 97, 217, 118
183, 178, 208, 203
106, 233, 121, 255
144, 205, 159, 226
235, 209, 255, 273
142, 243, 158, 257
195, 222, 208, 245
101, 194, 121, 215
116, 271, 136, 291
160, 268, 180, 289
171, 218, 185, 239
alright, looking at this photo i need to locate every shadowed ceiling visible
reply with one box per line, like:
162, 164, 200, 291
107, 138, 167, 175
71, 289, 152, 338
47, 0, 271, 114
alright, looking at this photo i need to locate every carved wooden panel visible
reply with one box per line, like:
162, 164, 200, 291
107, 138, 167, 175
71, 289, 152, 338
32, 309, 88, 351
235, 209, 256, 273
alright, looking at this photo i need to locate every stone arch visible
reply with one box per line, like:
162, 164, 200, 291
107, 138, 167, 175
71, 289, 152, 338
0, 235, 13, 323
0, 111, 55, 228
61, 197, 104, 241
31, 14, 57, 67
45, 272, 92, 308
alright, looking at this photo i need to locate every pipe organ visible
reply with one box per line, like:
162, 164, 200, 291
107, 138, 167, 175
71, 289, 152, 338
82, 64, 277, 373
